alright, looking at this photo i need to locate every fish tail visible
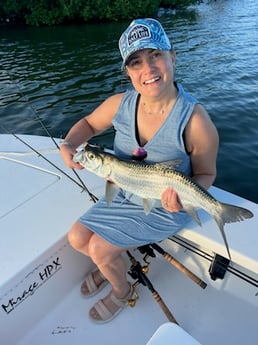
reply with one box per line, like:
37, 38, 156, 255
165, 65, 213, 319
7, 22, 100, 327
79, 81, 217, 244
219, 202, 254, 224
213, 203, 254, 260
213, 214, 232, 260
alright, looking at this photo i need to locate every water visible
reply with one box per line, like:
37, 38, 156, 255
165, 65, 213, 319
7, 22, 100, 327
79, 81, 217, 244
0, 0, 258, 203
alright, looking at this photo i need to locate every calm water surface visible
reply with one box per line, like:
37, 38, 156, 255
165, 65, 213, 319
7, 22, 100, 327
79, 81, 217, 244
0, 0, 258, 202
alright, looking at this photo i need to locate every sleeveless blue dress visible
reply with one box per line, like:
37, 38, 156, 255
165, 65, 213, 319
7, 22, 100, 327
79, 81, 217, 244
79, 83, 198, 247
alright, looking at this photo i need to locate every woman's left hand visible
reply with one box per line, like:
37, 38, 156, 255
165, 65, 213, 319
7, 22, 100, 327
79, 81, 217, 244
161, 187, 182, 212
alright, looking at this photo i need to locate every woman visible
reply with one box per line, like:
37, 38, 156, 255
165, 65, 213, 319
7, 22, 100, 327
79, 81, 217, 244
60, 18, 219, 323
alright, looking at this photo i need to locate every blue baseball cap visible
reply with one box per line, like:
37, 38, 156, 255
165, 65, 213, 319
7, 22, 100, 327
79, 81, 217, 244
119, 18, 172, 69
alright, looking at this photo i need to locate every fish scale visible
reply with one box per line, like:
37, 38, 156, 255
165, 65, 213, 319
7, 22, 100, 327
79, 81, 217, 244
111, 159, 217, 207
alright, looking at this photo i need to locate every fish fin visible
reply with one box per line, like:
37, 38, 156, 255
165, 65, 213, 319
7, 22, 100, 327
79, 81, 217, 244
142, 199, 155, 215
105, 181, 119, 206
213, 202, 254, 260
183, 205, 202, 227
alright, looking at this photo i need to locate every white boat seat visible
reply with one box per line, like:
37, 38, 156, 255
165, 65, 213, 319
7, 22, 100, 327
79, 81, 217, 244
146, 322, 202, 345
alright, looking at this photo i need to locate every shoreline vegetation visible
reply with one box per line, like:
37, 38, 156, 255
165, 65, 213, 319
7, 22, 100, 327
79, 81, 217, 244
0, 0, 201, 26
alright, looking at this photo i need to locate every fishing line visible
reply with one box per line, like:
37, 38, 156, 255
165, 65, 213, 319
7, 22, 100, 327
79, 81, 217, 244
1, 57, 98, 203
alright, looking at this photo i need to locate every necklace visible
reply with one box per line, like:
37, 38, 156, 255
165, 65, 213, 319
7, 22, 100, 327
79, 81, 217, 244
141, 100, 171, 116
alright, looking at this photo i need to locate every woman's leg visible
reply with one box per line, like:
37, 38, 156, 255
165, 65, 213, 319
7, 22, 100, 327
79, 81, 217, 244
67, 220, 94, 256
68, 221, 108, 293
67, 222, 133, 321
68, 221, 129, 296
88, 233, 129, 297
88, 233, 132, 321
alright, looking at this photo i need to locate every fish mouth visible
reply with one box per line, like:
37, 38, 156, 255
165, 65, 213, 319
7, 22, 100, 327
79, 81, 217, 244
143, 76, 161, 85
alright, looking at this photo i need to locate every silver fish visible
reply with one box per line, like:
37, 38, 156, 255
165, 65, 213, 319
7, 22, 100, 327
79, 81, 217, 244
73, 143, 254, 259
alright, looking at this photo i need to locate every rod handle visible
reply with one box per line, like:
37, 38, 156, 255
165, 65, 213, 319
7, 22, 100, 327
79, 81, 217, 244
152, 291, 178, 324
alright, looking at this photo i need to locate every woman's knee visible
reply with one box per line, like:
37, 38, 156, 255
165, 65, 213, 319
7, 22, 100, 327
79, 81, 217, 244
67, 221, 92, 252
88, 235, 124, 265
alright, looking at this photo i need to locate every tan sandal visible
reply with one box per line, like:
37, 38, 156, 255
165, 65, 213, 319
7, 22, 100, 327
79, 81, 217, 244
89, 283, 138, 324
81, 270, 108, 297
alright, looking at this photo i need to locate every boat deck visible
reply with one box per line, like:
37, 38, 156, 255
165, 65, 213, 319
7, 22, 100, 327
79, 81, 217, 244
1, 135, 258, 344
8, 238, 258, 345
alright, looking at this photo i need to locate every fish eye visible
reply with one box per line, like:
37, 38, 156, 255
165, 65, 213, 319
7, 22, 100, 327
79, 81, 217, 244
88, 153, 95, 160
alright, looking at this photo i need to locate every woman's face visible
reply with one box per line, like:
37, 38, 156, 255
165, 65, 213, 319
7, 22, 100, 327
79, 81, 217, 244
125, 48, 176, 99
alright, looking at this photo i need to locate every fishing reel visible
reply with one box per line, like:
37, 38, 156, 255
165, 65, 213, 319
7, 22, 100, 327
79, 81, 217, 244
126, 242, 207, 324
138, 244, 156, 264
127, 245, 159, 286
127, 248, 154, 286
128, 256, 148, 282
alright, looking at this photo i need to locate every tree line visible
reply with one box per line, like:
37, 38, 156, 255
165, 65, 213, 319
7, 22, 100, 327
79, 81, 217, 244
0, 0, 201, 26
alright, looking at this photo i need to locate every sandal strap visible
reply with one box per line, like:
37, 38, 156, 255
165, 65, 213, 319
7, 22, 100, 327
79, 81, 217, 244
93, 299, 113, 320
89, 283, 138, 323
110, 283, 133, 307
84, 272, 98, 293
84, 270, 106, 294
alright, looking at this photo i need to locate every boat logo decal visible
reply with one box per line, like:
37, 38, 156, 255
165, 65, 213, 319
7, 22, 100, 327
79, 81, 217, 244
1, 256, 62, 315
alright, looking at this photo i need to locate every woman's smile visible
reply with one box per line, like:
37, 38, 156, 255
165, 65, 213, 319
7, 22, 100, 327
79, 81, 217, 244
143, 76, 161, 85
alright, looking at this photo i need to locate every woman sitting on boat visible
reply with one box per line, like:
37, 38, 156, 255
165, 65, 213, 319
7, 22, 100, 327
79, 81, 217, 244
60, 18, 219, 323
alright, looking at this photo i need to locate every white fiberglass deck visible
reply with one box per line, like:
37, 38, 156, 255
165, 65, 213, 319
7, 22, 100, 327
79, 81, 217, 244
1, 135, 258, 344
5, 238, 258, 345
0, 134, 104, 285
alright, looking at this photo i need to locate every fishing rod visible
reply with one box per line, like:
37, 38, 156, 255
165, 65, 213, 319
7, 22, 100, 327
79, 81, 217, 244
34, 114, 98, 203
0, 123, 97, 202
139, 243, 207, 289
1, 61, 98, 203
127, 250, 178, 324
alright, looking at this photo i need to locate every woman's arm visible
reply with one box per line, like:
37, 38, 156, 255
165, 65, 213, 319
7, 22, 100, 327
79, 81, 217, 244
60, 93, 124, 169
162, 104, 219, 212
185, 103, 219, 189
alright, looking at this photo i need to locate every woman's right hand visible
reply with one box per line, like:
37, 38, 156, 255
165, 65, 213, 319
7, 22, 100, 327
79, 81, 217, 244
161, 187, 182, 213
60, 143, 84, 170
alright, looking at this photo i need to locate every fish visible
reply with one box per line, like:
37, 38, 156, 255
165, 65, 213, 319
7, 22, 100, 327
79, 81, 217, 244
73, 143, 254, 259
